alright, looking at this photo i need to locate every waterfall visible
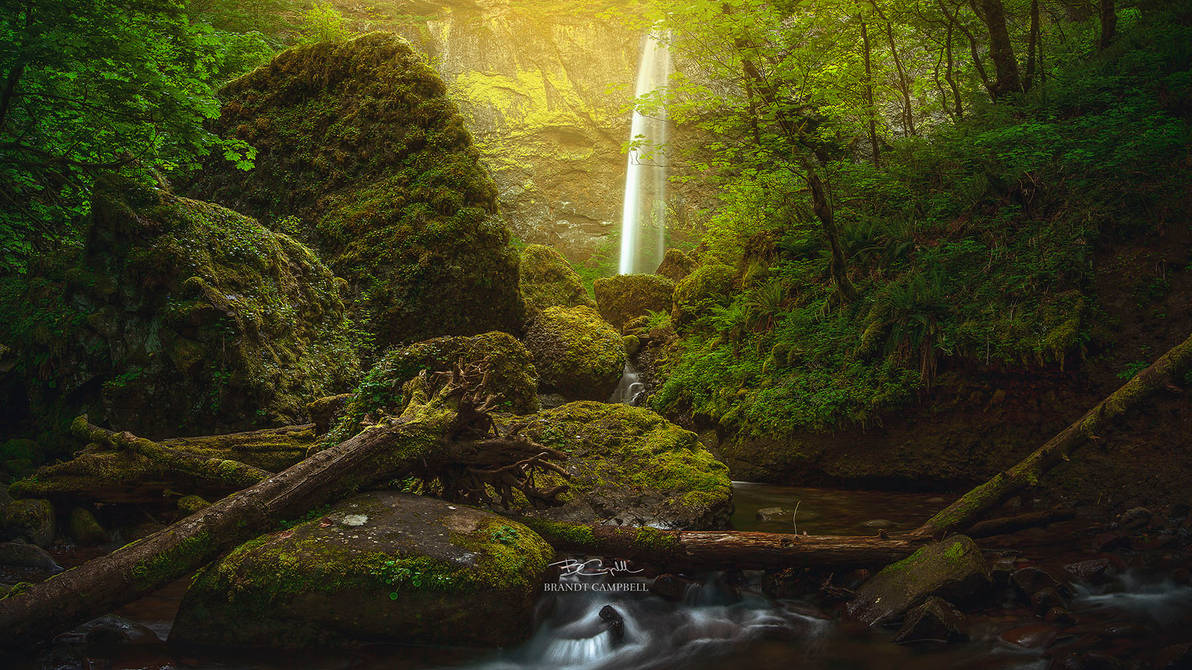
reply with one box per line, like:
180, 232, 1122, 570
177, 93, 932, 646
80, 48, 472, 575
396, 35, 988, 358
618, 30, 672, 276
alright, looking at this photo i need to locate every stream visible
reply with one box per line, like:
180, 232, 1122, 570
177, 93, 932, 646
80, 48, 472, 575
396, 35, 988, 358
13, 483, 1192, 670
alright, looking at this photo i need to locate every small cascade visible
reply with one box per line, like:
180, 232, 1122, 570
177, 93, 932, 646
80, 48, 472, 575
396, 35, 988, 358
608, 362, 645, 406
618, 29, 672, 276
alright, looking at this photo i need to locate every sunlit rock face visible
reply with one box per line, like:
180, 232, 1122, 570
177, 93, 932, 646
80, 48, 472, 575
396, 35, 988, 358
393, 1, 664, 262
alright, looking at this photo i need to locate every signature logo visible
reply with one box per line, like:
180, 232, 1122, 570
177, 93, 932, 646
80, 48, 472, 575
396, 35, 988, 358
549, 558, 643, 578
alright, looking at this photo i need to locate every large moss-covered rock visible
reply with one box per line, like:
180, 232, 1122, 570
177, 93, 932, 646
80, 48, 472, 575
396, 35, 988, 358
655, 248, 698, 282
324, 332, 539, 446
1, 498, 54, 547
846, 535, 991, 627
593, 274, 676, 332
170, 492, 552, 649
0, 184, 357, 439
518, 244, 595, 314
672, 263, 737, 327
524, 306, 625, 401
189, 33, 524, 348
510, 402, 732, 529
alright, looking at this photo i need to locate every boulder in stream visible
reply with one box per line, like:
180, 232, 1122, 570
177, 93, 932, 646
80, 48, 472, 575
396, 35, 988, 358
171, 492, 553, 649
519, 244, 595, 315
846, 535, 991, 626
894, 596, 969, 643
524, 306, 626, 401
1, 498, 54, 547
510, 402, 732, 529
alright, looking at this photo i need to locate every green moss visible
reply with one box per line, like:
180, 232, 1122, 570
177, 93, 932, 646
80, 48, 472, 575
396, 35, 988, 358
524, 306, 626, 401
188, 33, 524, 348
130, 530, 214, 590
672, 264, 736, 327
656, 248, 698, 282
1, 498, 54, 545
593, 274, 676, 332
519, 244, 595, 314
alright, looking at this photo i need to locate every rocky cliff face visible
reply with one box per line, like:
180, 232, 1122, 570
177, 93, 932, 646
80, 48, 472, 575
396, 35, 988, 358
389, 0, 640, 261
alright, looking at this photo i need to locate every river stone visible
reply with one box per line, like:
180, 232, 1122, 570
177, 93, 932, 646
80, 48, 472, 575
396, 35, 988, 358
593, 274, 676, 331
170, 492, 553, 649
511, 402, 733, 529
68, 507, 107, 545
2, 498, 55, 547
756, 507, 793, 523
524, 306, 626, 401
0, 541, 62, 572
846, 535, 991, 627
519, 244, 595, 315
894, 596, 969, 643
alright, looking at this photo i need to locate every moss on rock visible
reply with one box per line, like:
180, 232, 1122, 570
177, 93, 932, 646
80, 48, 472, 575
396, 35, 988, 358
188, 33, 524, 348
0, 182, 359, 439
656, 248, 698, 282
593, 274, 676, 332
672, 263, 737, 327
518, 244, 595, 315
508, 402, 732, 529
2, 498, 54, 547
68, 507, 107, 545
324, 332, 539, 446
170, 492, 552, 649
524, 306, 625, 401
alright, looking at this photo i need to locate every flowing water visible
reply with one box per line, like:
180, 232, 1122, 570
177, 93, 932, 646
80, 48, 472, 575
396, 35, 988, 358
618, 30, 671, 276
608, 362, 645, 406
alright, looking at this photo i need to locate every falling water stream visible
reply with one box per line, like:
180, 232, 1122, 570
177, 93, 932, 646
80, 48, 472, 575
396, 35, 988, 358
618, 30, 671, 276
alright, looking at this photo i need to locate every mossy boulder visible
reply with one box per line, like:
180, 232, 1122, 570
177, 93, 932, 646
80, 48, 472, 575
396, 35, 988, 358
519, 244, 595, 315
846, 535, 991, 627
0, 183, 359, 438
593, 274, 676, 332
324, 331, 539, 445
2, 499, 54, 547
68, 507, 107, 545
188, 33, 523, 348
656, 248, 698, 282
524, 306, 625, 401
672, 263, 737, 327
510, 402, 732, 529
170, 492, 552, 649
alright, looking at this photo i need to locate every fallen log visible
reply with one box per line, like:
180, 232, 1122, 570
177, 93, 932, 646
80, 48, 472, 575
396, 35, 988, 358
525, 520, 919, 569
0, 370, 554, 649
912, 329, 1192, 539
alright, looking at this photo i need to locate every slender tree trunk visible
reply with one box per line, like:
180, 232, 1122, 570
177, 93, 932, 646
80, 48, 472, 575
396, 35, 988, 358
859, 16, 882, 166
912, 329, 1192, 539
806, 167, 859, 302
883, 20, 917, 136
973, 0, 1023, 98
942, 0, 997, 99
1024, 0, 1041, 91
1099, 0, 1116, 50
943, 10, 965, 119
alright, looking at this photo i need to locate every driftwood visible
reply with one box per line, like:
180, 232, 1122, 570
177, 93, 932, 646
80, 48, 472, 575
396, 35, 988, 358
911, 329, 1192, 539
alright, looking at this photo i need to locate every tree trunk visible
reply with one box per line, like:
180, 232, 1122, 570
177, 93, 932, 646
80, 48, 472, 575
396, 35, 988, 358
859, 16, 882, 166
942, 7, 964, 120
806, 168, 859, 302
973, 0, 1022, 98
912, 330, 1192, 539
1099, 0, 1116, 50
883, 20, 917, 136
1024, 0, 1041, 91
526, 521, 918, 570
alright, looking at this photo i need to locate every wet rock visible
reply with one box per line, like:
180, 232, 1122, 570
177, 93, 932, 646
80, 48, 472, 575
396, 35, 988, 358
2, 498, 54, 546
1030, 586, 1068, 613
77, 615, 160, 650
0, 541, 62, 573
622, 335, 641, 357
655, 248, 698, 283
599, 605, 625, 644
894, 597, 969, 643
1091, 532, 1132, 552
512, 402, 732, 529
1011, 566, 1062, 598
756, 507, 793, 523
862, 519, 895, 529
1117, 507, 1153, 530
171, 492, 553, 649
525, 306, 626, 401
593, 274, 675, 331
846, 535, 991, 626
67, 507, 107, 546
1044, 607, 1076, 625
176, 495, 210, 515
519, 244, 596, 315
1051, 651, 1128, 670
1065, 558, 1117, 584
650, 574, 696, 601
999, 622, 1058, 649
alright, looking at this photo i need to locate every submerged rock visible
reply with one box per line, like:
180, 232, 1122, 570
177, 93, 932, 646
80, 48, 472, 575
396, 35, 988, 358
511, 402, 732, 529
846, 535, 991, 626
593, 274, 676, 332
0, 182, 359, 438
171, 492, 553, 649
894, 597, 969, 643
189, 33, 524, 348
519, 244, 595, 315
524, 306, 626, 401
671, 264, 737, 327
0, 541, 62, 573
323, 331, 540, 445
